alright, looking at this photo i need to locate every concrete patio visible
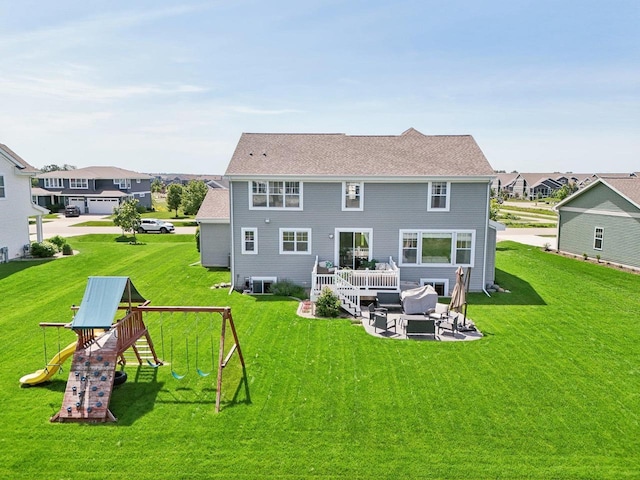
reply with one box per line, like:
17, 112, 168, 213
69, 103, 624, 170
361, 305, 484, 342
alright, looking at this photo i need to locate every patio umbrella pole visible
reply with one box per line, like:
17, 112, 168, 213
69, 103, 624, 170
462, 267, 471, 327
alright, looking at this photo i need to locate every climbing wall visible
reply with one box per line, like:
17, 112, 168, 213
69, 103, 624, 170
51, 330, 119, 423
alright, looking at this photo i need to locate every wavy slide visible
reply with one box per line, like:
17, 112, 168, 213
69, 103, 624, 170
19, 342, 77, 386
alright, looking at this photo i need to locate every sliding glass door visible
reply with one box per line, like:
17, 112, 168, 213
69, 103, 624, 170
336, 229, 372, 269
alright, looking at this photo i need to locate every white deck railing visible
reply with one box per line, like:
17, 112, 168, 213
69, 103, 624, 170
310, 256, 400, 304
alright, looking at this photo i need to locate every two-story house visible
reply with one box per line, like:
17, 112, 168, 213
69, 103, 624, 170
199, 128, 501, 315
0, 144, 48, 262
35, 166, 153, 214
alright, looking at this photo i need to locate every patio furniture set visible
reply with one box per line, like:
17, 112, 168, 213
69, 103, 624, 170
368, 291, 460, 339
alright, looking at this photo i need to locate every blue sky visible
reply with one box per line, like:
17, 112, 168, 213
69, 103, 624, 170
1, 1, 638, 174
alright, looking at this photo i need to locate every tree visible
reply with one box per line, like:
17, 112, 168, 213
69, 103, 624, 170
151, 178, 164, 193
182, 180, 208, 215
167, 183, 183, 217
113, 199, 142, 241
490, 198, 500, 221
40, 164, 76, 172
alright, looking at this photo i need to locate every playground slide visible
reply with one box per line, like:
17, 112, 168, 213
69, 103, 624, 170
19, 342, 78, 386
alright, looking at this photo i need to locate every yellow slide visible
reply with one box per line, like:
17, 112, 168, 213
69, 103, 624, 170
19, 342, 78, 386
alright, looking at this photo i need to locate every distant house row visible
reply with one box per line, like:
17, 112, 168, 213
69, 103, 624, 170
492, 172, 639, 199
151, 173, 229, 189
34, 167, 155, 214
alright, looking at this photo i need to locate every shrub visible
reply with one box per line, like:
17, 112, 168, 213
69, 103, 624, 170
62, 244, 73, 256
49, 235, 67, 251
582, 253, 588, 260
195, 226, 200, 253
315, 288, 341, 318
30, 241, 57, 258
271, 280, 307, 299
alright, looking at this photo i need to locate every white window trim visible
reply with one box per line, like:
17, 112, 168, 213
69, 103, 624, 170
70, 178, 88, 189
250, 276, 277, 294
333, 228, 374, 266
420, 278, 450, 296
0, 175, 5, 199
114, 178, 131, 189
398, 229, 475, 267
593, 227, 604, 251
341, 181, 364, 211
249, 180, 303, 211
427, 181, 451, 212
279, 228, 312, 255
241, 227, 258, 255
44, 178, 64, 189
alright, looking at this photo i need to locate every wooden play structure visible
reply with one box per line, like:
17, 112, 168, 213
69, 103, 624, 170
21, 276, 244, 423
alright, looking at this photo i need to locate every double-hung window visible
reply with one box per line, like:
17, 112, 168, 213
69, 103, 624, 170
70, 178, 88, 189
114, 178, 131, 189
400, 230, 474, 266
342, 181, 363, 211
0, 175, 5, 198
594, 227, 603, 250
251, 181, 302, 209
280, 228, 311, 254
427, 181, 450, 211
44, 178, 63, 189
242, 228, 258, 254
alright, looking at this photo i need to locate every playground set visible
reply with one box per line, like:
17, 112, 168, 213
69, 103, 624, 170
19, 276, 245, 423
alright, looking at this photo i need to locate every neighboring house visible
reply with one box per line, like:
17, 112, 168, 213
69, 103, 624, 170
0, 144, 48, 262
196, 188, 230, 268
35, 166, 153, 214
199, 128, 502, 315
492, 172, 521, 197
556, 176, 640, 268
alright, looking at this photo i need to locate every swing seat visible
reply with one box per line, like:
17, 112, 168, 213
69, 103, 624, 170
171, 370, 187, 380
196, 368, 211, 377
146, 359, 162, 368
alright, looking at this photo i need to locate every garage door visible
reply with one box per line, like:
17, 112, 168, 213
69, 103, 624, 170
68, 198, 85, 210
87, 198, 120, 214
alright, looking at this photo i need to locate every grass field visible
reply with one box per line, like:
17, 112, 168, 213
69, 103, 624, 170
1, 236, 639, 478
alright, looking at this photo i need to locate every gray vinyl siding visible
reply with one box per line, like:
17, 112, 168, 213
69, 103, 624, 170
199, 223, 231, 267
558, 184, 640, 268
231, 180, 491, 291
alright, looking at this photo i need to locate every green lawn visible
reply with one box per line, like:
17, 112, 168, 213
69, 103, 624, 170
1, 237, 639, 478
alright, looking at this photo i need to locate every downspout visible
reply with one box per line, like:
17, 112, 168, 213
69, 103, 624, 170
227, 181, 236, 295
482, 182, 491, 297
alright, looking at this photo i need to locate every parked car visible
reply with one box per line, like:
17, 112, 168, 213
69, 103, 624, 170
138, 218, 175, 234
64, 205, 81, 217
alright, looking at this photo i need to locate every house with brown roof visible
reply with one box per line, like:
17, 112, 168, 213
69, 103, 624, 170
0, 144, 48, 262
35, 166, 153, 214
199, 128, 501, 315
556, 176, 640, 268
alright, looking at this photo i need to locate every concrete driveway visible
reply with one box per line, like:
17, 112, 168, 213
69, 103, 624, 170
30, 215, 197, 240
497, 227, 557, 248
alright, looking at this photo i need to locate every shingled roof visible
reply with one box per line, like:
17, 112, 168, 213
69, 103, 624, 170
600, 177, 640, 208
0, 144, 39, 173
37, 166, 153, 180
225, 128, 494, 178
196, 188, 230, 221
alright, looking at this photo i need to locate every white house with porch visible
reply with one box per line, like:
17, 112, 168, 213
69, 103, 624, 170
0, 144, 48, 262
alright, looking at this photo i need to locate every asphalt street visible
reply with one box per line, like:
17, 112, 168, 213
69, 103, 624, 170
30, 215, 197, 239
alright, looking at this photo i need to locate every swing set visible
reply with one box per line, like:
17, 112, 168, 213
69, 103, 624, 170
20, 276, 245, 423
139, 306, 244, 403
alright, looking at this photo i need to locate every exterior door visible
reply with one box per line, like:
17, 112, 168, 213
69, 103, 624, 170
336, 229, 372, 269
